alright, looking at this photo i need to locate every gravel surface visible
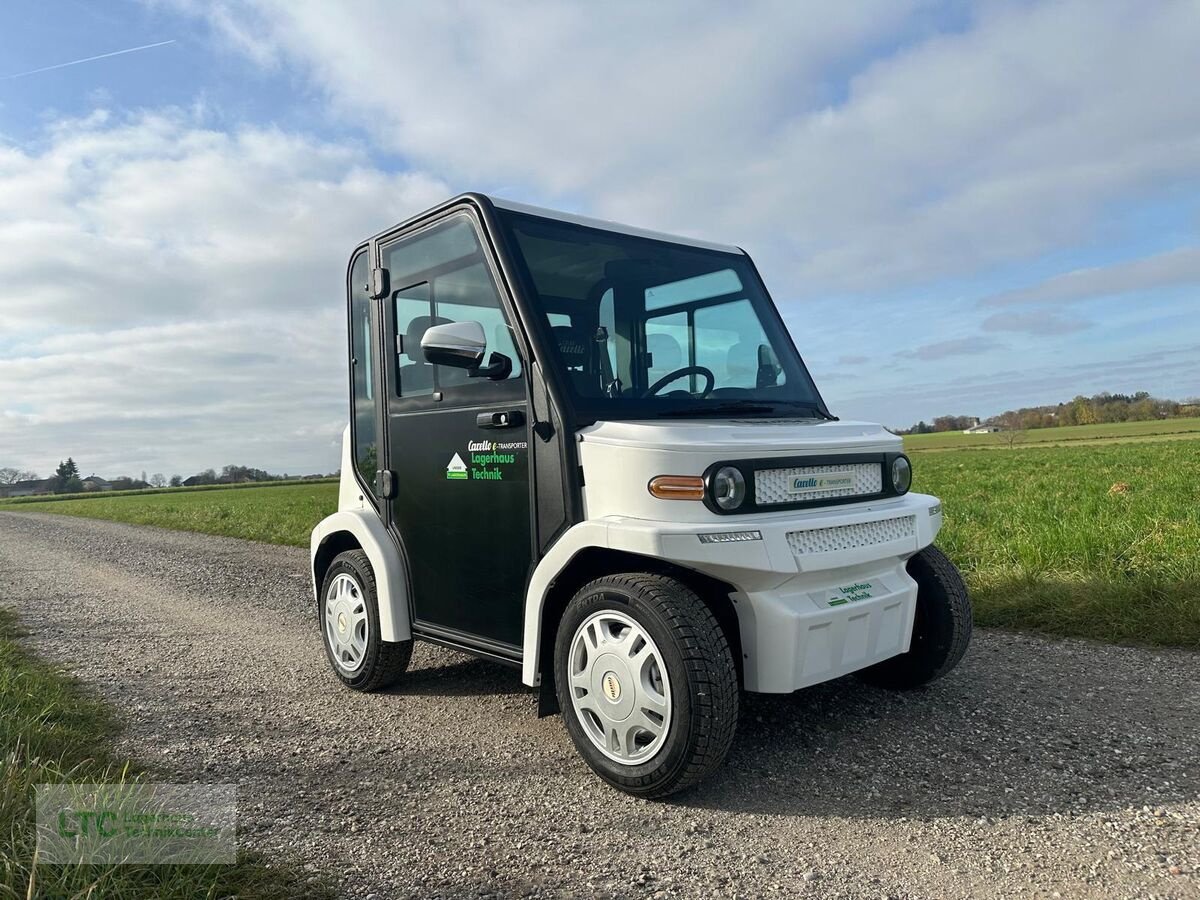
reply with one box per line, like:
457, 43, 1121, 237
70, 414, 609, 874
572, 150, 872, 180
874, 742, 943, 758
2, 510, 1197, 899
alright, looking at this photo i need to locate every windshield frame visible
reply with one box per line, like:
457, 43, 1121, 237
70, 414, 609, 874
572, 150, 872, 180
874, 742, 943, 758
491, 207, 832, 425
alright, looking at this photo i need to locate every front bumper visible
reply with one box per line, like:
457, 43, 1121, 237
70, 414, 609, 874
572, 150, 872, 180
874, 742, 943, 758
598, 492, 942, 693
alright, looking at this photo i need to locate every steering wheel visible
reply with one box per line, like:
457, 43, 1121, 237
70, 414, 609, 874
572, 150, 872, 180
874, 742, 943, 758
644, 365, 716, 398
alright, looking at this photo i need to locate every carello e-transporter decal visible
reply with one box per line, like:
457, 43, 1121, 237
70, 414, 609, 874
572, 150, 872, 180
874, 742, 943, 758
445, 439, 528, 481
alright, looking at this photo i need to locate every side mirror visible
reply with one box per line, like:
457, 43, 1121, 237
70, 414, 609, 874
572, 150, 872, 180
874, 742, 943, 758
421, 320, 486, 369
421, 320, 513, 380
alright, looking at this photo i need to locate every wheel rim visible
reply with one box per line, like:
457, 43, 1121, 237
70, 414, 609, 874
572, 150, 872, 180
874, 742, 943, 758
568, 608, 673, 765
324, 573, 369, 675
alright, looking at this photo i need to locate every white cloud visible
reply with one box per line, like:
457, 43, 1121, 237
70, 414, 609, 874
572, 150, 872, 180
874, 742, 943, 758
176, 0, 1200, 296
0, 110, 448, 475
897, 336, 1001, 361
981, 309, 1091, 335
979, 246, 1200, 308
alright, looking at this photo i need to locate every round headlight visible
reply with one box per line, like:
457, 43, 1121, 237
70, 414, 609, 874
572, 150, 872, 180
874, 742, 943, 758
711, 466, 746, 511
891, 456, 912, 494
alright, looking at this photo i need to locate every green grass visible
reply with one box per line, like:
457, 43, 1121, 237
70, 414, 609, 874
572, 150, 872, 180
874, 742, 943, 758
902, 416, 1200, 450
0, 609, 333, 900
2, 482, 338, 547
0, 477, 336, 507
915, 441, 1200, 649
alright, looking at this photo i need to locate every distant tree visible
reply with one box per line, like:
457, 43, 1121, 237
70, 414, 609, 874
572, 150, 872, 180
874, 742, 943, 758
0, 467, 38, 484
169, 475, 183, 487
931, 415, 975, 433
150, 473, 167, 487
109, 476, 150, 491
53, 458, 83, 494
219, 464, 278, 483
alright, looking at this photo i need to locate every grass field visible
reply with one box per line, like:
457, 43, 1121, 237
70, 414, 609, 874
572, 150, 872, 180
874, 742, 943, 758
5, 432, 1198, 651
913, 440, 1199, 648
0, 608, 333, 899
902, 416, 1200, 450
0, 481, 338, 547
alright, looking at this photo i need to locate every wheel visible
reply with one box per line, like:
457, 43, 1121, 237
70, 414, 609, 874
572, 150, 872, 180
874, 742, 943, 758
856, 544, 972, 689
554, 573, 739, 798
320, 549, 412, 691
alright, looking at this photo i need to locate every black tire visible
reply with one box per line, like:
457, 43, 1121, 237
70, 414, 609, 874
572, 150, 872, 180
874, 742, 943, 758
554, 573, 739, 798
320, 549, 412, 692
856, 544, 972, 689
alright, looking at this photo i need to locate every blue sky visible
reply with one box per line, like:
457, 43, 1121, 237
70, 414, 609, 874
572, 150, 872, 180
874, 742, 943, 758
1, 0, 1198, 478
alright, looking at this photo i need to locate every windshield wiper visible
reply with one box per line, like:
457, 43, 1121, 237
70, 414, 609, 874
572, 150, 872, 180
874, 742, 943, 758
655, 402, 800, 418
766, 400, 840, 421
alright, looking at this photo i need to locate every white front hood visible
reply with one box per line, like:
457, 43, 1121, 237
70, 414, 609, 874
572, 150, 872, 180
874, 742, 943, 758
578, 418, 901, 454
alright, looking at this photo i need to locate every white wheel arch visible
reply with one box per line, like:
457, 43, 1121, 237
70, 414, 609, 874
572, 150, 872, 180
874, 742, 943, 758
311, 509, 412, 643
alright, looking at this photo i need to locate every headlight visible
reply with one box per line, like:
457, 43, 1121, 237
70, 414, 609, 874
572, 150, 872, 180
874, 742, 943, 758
891, 455, 912, 494
710, 466, 746, 511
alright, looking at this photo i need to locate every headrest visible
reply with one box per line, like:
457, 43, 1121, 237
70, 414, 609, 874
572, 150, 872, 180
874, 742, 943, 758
404, 315, 450, 361
726, 341, 757, 379
552, 325, 589, 367
647, 332, 682, 371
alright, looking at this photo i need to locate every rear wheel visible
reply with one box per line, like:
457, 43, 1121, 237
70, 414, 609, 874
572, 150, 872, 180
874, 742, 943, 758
856, 544, 972, 689
554, 573, 739, 798
320, 550, 412, 691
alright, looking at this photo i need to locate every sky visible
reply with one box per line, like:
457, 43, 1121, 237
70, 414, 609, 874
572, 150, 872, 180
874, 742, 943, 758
1, 0, 1198, 479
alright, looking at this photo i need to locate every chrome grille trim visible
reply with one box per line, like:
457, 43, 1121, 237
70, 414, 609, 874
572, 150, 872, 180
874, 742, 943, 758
756, 462, 883, 505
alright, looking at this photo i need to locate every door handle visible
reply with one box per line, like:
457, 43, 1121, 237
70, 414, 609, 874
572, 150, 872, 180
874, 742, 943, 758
476, 410, 525, 429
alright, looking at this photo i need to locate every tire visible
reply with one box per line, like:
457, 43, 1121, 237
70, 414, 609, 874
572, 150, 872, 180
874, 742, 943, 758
554, 573, 739, 798
856, 544, 972, 689
320, 549, 412, 692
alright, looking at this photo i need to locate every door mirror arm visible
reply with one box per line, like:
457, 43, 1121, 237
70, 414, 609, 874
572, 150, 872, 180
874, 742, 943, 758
469, 352, 512, 380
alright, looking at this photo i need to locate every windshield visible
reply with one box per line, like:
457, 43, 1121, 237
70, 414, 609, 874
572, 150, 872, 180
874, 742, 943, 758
497, 210, 826, 419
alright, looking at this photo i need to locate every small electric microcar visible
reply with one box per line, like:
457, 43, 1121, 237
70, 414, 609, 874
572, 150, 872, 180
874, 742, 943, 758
311, 194, 972, 797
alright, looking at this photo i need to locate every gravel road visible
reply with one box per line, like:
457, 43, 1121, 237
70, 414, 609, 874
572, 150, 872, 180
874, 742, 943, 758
1, 511, 1196, 899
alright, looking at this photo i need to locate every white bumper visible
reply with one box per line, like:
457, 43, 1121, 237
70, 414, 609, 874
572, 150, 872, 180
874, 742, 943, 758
522, 492, 942, 692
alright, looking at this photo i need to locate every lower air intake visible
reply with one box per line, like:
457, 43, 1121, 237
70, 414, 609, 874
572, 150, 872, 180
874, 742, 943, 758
787, 516, 916, 556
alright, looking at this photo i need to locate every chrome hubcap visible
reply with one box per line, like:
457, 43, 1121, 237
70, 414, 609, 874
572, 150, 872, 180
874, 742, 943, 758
568, 609, 672, 764
324, 573, 369, 674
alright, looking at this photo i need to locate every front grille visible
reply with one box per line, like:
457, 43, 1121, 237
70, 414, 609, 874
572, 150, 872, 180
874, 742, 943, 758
756, 462, 882, 505
787, 516, 915, 555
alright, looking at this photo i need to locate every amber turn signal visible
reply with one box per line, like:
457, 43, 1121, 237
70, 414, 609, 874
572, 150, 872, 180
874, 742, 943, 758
648, 475, 705, 500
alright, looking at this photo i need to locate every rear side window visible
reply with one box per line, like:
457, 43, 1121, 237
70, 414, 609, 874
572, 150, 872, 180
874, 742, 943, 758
348, 249, 378, 491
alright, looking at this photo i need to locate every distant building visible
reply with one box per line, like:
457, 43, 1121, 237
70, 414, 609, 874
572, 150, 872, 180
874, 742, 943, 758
82, 475, 112, 491
963, 418, 1002, 434
0, 478, 54, 498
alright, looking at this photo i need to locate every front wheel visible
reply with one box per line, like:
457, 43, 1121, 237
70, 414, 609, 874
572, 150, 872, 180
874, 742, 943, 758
554, 573, 739, 798
856, 544, 972, 689
320, 549, 412, 691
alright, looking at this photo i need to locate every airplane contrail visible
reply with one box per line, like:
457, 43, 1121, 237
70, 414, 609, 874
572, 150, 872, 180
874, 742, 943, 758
0, 39, 176, 81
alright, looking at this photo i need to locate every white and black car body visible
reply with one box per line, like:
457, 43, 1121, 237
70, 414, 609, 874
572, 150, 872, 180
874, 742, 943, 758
312, 194, 971, 797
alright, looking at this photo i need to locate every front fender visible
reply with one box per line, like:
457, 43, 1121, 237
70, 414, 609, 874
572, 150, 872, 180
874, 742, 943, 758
311, 510, 412, 642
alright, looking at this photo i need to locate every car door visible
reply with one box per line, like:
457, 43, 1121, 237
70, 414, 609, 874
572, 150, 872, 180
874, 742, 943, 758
377, 212, 532, 656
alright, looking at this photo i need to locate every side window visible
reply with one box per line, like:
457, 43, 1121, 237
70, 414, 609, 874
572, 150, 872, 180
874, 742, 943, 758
434, 263, 523, 378
393, 283, 434, 398
348, 250, 378, 490
383, 217, 522, 399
